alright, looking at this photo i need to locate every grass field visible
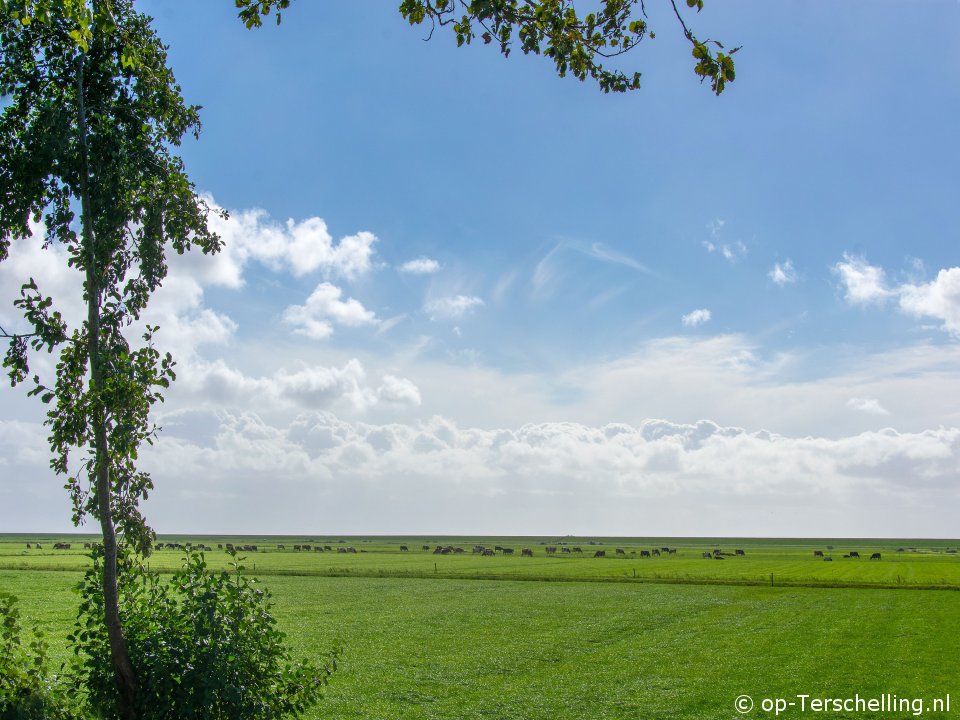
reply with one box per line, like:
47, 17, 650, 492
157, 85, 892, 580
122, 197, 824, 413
2, 535, 959, 719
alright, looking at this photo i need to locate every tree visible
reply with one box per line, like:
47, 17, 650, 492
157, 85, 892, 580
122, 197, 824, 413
0, 1, 219, 717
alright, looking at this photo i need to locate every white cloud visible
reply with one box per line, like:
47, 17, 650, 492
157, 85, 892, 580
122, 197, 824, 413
769, 260, 798, 286
835, 255, 960, 337
377, 375, 422, 406
282, 282, 377, 340
681, 308, 712, 327
702, 220, 746, 262
201, 196, 377, 284
847, 397, 890, 416
834, 253, 892, 305
899, 268, 960, 336
398, 257, 440, 274
425, 295, 484, 320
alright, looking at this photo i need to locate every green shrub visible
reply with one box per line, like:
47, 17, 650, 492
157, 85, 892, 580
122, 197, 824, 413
0, 593, 76, 720
71, 550, 336, 720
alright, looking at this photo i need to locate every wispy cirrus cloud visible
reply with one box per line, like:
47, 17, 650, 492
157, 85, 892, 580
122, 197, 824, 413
424, 295, 484, 320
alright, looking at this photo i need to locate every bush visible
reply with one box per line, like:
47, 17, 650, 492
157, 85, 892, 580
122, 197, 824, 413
0, 593, 76, 720
71, 550, 336, 720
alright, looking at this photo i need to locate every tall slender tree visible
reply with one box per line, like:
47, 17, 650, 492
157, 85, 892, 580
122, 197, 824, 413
0, 2, 220, 716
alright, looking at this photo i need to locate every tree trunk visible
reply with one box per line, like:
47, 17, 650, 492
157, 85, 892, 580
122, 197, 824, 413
77, 52, 138, 720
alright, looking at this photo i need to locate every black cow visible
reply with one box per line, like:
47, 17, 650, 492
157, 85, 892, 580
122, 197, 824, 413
482, 549, 494, 556
572, 547, 582, 553
813, 550, 823, 557
639, 550, 650, 558
400, 545, 409, 552
616, 548, 626, 555
735, 549, 745, 556
546, 546, 557, 554
870, 552, 881, 560
652, 549, 660, 556
849, 551, 860, 558
503, 548, 515, 555
593, 550, 606, 558
561, 547, 571, 553
702, 552, 712, 559
521, 548, 533, 557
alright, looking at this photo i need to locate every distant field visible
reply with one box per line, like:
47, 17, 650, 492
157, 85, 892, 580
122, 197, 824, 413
2, 535, 959, 719
3, 534, 959, 589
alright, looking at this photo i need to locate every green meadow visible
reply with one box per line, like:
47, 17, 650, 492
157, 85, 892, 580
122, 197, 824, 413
2, 535, 959, 719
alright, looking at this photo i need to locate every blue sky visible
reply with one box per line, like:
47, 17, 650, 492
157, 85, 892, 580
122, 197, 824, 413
1, 1, 959, 536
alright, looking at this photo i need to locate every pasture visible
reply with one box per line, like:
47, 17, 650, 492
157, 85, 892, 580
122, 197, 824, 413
2, 535, 959, 719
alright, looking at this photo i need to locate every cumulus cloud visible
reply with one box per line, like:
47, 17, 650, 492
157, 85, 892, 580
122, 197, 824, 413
834, 254, 892, 305
425, 295, 484, 320
398, 257, 440, 274
769, 260, 798, 286
899, 268, 960, 336
282, 282, 377, 340
681, 308, 712, 327
835, 255, 960, 337
202, 197, 377, 283
847, 397, 890, 416
172, 357, 422, 415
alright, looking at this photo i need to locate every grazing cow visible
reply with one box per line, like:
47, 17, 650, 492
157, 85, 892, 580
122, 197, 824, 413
218, 544, 224, 550
315, 546, 323, 552
441, 547, 453, 555
652, 549, 660, 556
573, 547, 582, 553
35, 543, 42, 549
870, 552, 881, 560
494, 546, 503, 552
593, 550, 605, 558
503, 548, 514, 555
324, 545, 332, 551
293, 545, 301, 551
453, 547, 465, 554
482, 549, 494, 556
521, 548, 534, 557
669, 549, 677, 554
25, 543, 31, 549
702, 552, 712, 559
400, 545, 409, 552
849, 551, 860, 558
735, 549, 745, 556
639, 550, 650, 558
616, 548, 626, 555
713, 549, 722, 555
302, 544, 311, 551
337, 547, 347, 554
348, 547, 357, 553
813, 550, 823, 557
546, 546, 557, 554
277, 544, 285, 550
561, 547, 571, 553
422, 545, 431, 551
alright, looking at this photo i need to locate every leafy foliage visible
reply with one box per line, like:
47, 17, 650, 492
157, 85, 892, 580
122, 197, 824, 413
70, 549, 336, 720
0, 593, 76, 720
236, 0, 738, 94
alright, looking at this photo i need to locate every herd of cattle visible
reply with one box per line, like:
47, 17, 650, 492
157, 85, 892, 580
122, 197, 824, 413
21, 542, 895, 561
813, 550, 882, 561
